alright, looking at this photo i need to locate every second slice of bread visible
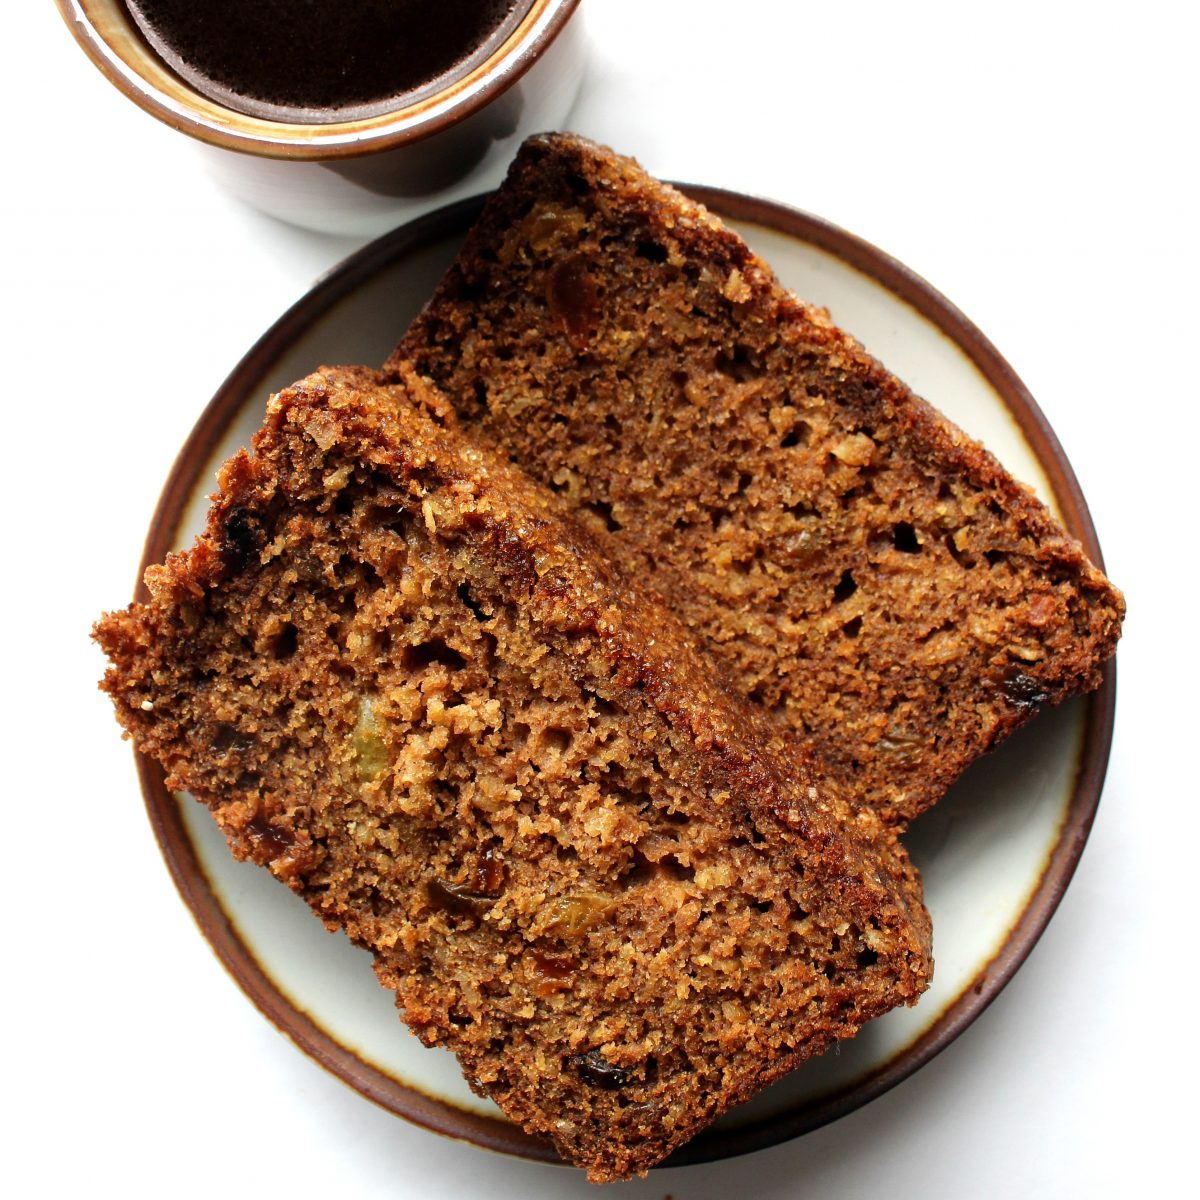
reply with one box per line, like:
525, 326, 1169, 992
391, 133, 1124, 824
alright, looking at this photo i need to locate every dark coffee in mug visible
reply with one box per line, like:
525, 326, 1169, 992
123, 0, 536, 123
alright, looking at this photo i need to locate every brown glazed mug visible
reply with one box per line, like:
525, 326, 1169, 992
55, 0, 586, 235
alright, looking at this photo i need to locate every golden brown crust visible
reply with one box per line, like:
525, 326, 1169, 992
390, 132, 1125, 824
95, 366, 931, 1181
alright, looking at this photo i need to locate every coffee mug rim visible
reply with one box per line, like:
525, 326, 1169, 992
55, 0, 582, 160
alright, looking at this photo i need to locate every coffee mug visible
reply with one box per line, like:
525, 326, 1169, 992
56, 0, 586, 236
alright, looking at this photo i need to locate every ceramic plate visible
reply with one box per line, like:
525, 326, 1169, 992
133, 189, 1115, 1167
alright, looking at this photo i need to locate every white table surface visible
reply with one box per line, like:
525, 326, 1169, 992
7, 2, 1195, 1196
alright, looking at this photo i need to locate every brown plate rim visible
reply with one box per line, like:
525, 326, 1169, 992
131, 187, 1116, 1170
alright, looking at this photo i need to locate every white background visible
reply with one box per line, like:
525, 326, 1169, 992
6, 2, 1196, 1196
